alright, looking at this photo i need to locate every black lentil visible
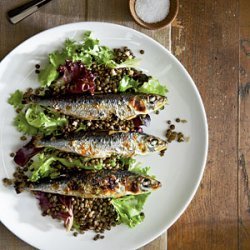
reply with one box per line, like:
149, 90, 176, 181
36, 192, 118, 235
139, 49, 145, 54
20, 135, 27, 141
170, 124, 175, 130
2, 178, 13, 186
35, 69, 40, 74
160, 149, 166, 157
35, 64, 40, 69
10, 152, 15, 157
165, 120, 187, 143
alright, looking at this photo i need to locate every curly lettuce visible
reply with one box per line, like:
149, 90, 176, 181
28, 152, 103, 182
8, 90, 24, 109
28, 155, 137, 182
115, 58, 140, 69
118, 75, 140, 92
111, 193, 150, 227
25, 104, 67, 135
39, 31, 117, 87
8, 91, 68, 136
17, 105, 67, 136
138, 78, 168, 96
118, 76, 168, 96
110, 160, 153, 228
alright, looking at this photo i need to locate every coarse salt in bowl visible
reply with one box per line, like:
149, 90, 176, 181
129, 0, 179, 30
135, 0, 170, 23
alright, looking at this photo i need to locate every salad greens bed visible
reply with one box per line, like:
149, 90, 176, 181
8, 31, 168, 230
9, 32, 167, 137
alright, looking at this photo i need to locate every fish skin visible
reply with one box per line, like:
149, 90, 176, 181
30, 93, 167, 120
34, 132, 167, 158
27, 170, 161, 198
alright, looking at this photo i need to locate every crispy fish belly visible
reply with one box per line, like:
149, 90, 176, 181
27, 170, 161, 198
34, 132, 167, 158
30, 93, 167, 120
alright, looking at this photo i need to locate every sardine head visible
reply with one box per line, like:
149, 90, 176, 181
140, 177, 161, 191
144, 94, 167, 112
142, 134, 167, 152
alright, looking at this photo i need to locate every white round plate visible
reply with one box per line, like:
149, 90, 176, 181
0, 22, 208, 250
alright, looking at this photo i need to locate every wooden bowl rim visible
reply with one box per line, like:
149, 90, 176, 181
129, 0, 179, 30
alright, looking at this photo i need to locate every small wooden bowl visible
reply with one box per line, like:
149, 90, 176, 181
129, 0, 179, 30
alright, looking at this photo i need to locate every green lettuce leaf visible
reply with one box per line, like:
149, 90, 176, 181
115, 58, 140, 69
39, 38, 84, 87
64, 39, 79, 59
8, 90, 24, 109
79, 33, 115, 67
94, 46, 116, 67
129, 164, 151, 176
118, 76, 167, 96
39, 39, 79, 87
25, 104, 67, 136
128, 160, 156, 178
14, 112, 38, 135
29, 152, 103, 182
82, 32, 99, 52
75, 123, 87, 132
119, 157, 136, 168
138, 78, 168, 96
38, 63, 59, 87
118, 75, 140, 92
111, 193, 150, 227
29, 153, 60, 182
39, 31, 141, 87
12, 103, 67, 136
72, 53, 93, 67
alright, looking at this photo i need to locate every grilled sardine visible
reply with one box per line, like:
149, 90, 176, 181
30, 93, 167, 120
34, 132, 167, 158
27, 170, 161, 198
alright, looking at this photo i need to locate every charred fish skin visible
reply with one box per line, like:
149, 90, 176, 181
31, 93, 167, 120
27, 170, 161, 198
34, 132, 167, 158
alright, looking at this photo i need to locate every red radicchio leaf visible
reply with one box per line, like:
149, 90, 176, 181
35, 192, 74, 231
57, 60, 96, 95
58, 196, 74, 231
35, 191, 51, 212
14, 139, 43, 167
135, 127, 143, 133
132, 114, 151, 128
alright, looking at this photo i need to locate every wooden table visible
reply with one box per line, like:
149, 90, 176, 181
0, 0, 249, 249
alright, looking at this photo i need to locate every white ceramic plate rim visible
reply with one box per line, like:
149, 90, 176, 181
0, 22, 208, 249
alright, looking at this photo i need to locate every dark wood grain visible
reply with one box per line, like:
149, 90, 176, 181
168, 0, 240, 249
0, 225, 35, 250
239, 0, 250, 249
0, 0, 87, 60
